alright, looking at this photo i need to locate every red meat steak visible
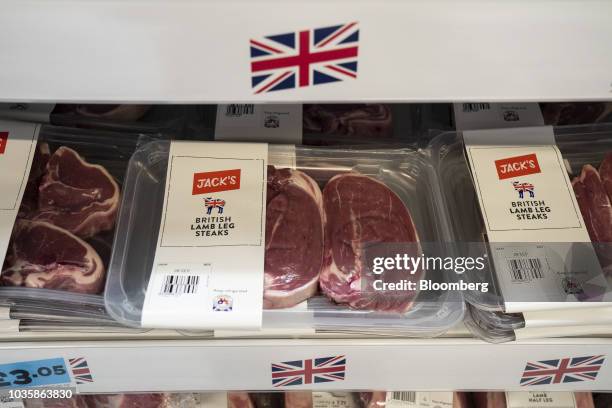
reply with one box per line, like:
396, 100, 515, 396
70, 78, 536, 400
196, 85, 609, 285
600, 152, 612, 202
572, 165, 612, 243
24, 396, 89, 408
359, 392, 387, 408
265, 166, 324, 309
284, 392, 313, 408
473, 392, 506, 408
303, 104, 392, 142
227, 393, 255, 408
19, 142, 50, 218
321, 173, 421, 312
75, 104, 150, 121
32, 146, 120, 238
85, 394, 167, 408
1, 219, 105, 294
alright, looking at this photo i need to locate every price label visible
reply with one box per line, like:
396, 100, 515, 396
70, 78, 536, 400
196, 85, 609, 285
0, 358, 71, 389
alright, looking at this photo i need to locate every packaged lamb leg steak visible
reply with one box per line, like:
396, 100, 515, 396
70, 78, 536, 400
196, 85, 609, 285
104, 140, 463, 335
0, 122, 140, 311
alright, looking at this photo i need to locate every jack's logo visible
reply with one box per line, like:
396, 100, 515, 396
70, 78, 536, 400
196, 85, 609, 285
204, 197, 226, 215
495, 153, 541, 180
193, 169, 241, 195
513, 181, 535, 199
0, 132, 8, 154
250, 22, 359, 94
213, 295, 233, 312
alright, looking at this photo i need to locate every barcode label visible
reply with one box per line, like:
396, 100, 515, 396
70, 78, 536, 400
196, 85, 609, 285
225, 104, 255, 117
462, 103, 491, 113
161, 274, 200, 296
391, 392, 416, 403
508, 258, 545, 281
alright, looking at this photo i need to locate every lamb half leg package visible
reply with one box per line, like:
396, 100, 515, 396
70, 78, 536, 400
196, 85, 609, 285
0, 120, 141, 315
104, 139, 464, 334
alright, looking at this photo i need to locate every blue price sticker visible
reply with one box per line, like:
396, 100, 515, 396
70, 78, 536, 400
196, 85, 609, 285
0, 358, 71, 389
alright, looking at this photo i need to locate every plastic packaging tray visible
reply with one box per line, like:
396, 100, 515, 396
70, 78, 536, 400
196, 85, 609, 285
430, 123, 612, 312
302, 104, 416, 146
105, 140, 464, 335
50, 104, 191, 134
0, 125, 141, 310
463, 304, 517, 343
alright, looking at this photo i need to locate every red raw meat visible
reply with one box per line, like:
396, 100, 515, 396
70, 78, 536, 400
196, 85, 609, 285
85, 394, 167, 408
574, 392, 595, 408
1, 219, 105, 294
264, 166, 324, 309
19, 142, 51, 218
600, 152, 612, 202
24, 396, 89, 408
572, 164, 612, 243
359, 392, 387, 408
32, 146, 120, 239
227, 393, 254, 408
284, 392, 313, 408
320, 173, 421, 312
473, 392, 506, 408
75, 104, 150, 121
303, 104, 392, 143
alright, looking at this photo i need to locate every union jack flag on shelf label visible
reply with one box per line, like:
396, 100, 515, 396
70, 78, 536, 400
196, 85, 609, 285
271, 355, 346, 387
69, 357, 94, 384
520, 355, 605, 386
250, 23, 359, 93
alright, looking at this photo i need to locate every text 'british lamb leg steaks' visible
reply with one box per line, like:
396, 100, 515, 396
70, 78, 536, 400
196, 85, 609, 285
32, 146, 120, 239
320, 173, 421, 312
1, 219, 106, 294
264, 166, 325, 309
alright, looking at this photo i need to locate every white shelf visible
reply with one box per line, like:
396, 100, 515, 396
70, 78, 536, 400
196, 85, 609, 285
1, 335, 611, 392
1, 1, 612, 102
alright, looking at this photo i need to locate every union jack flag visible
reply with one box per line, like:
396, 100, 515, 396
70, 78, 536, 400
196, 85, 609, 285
204, 198, 226, 208
513, 182, 534, 191
271, 355, 346, 387
250, 23, 359, 93
520, 355, 605, 386
69, 357, 94, 384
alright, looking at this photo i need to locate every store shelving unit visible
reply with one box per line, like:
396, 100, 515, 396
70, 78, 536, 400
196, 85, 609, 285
1, 0, 612, 395
1, 337, 611, 392
1, 1, 612, 102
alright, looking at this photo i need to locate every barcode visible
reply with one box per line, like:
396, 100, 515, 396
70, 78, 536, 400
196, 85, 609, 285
225, 104, 255, 117
462, 103, 491, 113
391, 392, 416, 404
508, 258, 544, 281
161, 274, 200, 296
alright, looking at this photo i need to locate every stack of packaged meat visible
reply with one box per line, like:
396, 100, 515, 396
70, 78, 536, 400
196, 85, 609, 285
104, 140, 464, 335
431, 122, 612, 342
0, 126, 140, 330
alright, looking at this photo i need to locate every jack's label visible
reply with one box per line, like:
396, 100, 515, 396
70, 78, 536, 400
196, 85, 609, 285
495, 153, 541, 180
142, 141, 267, 330
192, 169, 241, 195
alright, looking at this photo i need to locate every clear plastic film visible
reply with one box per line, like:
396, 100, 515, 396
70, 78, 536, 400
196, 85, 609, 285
0, 125, 145, 317
105, 140, 464, 335
429, 123, 612, 313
